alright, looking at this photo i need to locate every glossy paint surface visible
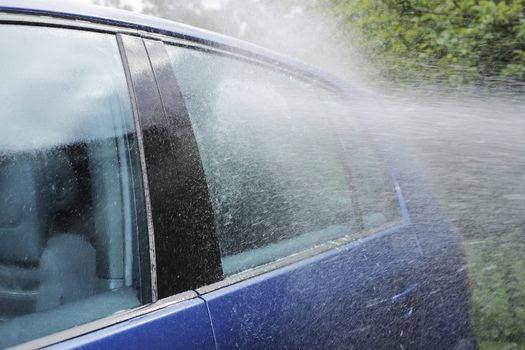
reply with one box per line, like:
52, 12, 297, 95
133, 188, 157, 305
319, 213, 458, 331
46, 298, 216, 350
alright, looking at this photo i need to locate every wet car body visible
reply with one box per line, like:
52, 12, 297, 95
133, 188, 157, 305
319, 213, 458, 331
0, 1, 475, 349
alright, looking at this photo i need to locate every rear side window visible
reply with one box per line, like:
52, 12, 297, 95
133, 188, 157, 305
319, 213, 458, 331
0, 26, 149, 347
166, 46, 400, 275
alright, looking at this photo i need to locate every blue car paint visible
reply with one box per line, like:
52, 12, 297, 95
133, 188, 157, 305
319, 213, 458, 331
380, 136, 474, 349
0, 2, 475, 349
47, 298, 216, 350
201, 223, 420, 349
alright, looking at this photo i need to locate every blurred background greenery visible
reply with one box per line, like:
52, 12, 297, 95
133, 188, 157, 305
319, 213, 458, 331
314, 0, 525, 85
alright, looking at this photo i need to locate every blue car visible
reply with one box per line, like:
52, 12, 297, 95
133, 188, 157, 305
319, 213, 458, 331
0, 1, 475, 349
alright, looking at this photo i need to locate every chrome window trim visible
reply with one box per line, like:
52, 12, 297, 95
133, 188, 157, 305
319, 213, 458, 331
196, 220, 405, 295
0, 12, 342, 94
0, 12, 137, 35
10, 291, 198, 350
116, 33, 157, 303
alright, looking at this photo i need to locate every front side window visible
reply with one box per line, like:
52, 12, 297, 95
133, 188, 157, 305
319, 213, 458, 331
166, 46, 400, 275
0, 25, 149, 347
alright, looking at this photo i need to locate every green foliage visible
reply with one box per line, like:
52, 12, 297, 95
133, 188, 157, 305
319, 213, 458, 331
314, 0, 525, 85
467, 240, 525, 345
480, 342, 525, 350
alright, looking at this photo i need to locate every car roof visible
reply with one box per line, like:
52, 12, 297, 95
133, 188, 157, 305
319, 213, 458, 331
0, 0, 352, 90
0, 1, 261, 55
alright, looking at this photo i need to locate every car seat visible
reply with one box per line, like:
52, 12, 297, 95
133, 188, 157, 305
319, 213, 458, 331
0, 149, 98, 318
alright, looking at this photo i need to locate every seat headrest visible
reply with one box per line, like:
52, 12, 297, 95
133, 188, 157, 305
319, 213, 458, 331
41, 150, 78, 214
0, 153, 43, 265
0, 149, 78, 265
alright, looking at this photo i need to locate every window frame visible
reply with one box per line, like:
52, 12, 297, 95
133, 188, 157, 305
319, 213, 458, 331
158, 41, 407, 293
0, 14, 164, 350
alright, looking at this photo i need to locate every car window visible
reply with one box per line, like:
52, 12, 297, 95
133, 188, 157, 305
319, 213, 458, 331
0, 25, 149, 347
166, 46, 400, 275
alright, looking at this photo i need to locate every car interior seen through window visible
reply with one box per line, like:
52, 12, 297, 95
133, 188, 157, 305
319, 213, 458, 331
166, 46, 401, 275
0, 25, 149, 348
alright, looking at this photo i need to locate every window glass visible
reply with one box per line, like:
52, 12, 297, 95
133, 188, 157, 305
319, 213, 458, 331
0, 25, 148, 347
166, 46, 400, 275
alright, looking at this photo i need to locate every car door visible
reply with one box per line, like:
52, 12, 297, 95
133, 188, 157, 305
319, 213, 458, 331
0, 20, 216, 349
151, 39, 425, 349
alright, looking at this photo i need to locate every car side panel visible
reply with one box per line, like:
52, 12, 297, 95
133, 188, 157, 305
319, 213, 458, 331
202, 223, 422, 350
393, 166, 475, 350
45, 298, 216, 350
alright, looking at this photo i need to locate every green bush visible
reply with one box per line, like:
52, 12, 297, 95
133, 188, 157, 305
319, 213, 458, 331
467, 240, 525, 345
314, 0, 525, 85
